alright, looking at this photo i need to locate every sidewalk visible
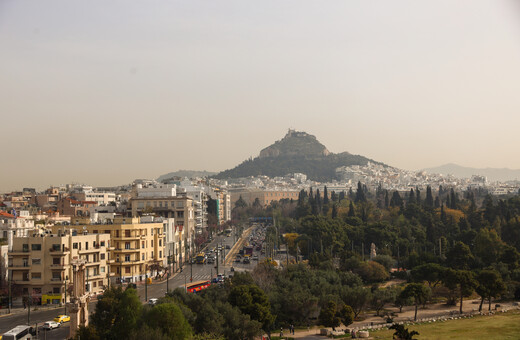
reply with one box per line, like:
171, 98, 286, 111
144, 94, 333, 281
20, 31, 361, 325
0, 302, 63, 319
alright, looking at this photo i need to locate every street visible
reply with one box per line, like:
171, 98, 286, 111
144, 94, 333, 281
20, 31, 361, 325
0, 230, 245, 339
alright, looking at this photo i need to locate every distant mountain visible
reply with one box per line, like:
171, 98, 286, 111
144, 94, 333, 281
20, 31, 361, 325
422, 163, 520, 182
157, 170, 217, 182
214, 129, 383, 182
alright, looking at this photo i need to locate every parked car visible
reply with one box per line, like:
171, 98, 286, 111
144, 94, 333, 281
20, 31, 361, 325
43, 321, 60, 330
148, 298, 158, 305
243, 257, 250, 264
53, 315, 70, 323
252, 255, 259, 261
225, 245, 231, 249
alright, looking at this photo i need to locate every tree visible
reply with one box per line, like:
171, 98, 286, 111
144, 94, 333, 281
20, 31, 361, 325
91, 286, 143, 340
348, 201, 356, 217
342, 286, 371, 318
411, 263, 445, 287
143, 302, 193, 339
447, 242, 474, 270
355, 261, 389, 283
339, 304, 354, 327
425, 186, 434, 208
390, 191, 403, 208
318, 300, 341, 328
228, 284, 275, 332
443, 269, 477, 314
355, 181, 367, 203
389, 324, 419, 340
235, 195, 247, 209
476, 269, 506, 312
400, 283, 430, 321
370, 288, 397, 316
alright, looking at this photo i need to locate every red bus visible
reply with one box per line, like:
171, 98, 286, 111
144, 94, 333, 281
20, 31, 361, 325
185, 280, 211, 293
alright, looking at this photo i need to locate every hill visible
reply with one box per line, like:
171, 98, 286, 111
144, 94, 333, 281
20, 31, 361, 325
214, 129, 382, 182
422, 163, 520, 182
157, 170, 217, 182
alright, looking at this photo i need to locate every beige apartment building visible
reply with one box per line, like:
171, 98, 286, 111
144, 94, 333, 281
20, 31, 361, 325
230, 188, 299, 207
8, 231, 111, 305
63, 216, 165, 284
129, 196, 196, 254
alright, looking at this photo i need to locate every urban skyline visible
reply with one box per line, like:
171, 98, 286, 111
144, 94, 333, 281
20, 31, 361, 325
2, 1, 520, 191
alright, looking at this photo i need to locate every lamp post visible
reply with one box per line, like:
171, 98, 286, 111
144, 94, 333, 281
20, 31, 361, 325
145, 274, 148, 302
64, 275, 68, 315
167, 249, 171, 293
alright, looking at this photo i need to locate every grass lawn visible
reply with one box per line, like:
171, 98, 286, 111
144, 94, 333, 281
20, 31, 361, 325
370, 310, 520, 340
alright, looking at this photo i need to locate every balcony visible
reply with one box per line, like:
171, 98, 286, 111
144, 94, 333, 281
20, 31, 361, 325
50, 263, 65, 269
78, 247, 101, 254
112, 235, 141, 241
9, 250, 30, 255
114, 248, 140, 253
50, 278, 63, 282
49, 247, 70, 254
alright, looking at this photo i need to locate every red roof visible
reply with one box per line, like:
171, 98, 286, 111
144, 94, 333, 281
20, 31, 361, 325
0, 211, 15, 218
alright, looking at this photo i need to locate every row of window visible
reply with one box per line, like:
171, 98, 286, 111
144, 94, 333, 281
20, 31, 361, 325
136, 200, 185, 209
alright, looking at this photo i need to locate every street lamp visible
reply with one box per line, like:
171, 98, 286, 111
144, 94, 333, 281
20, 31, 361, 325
64, 275, 69, 315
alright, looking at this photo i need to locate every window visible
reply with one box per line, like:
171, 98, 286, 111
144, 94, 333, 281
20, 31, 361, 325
142, 241, 145, 249
93, 281, 97, 288
177, 211, 184, 218
125, 255, 130, 262
142, 254, 145, 260
159, 201, 163, 208
159, 251, 162, 258
33, 288, 41, 294
100, 241, 105, 247
151, 240, 154, 247
151, 251, 154, 258
31, 244, 41, 251
100, 253, 105, 260
99, 280, 103, 286
52, 272, 61, 280
23, 258, 29, 267
85, 242, 89, 250
32, 272, 41, 279
101, 266, 105, 273
93, 267, 98, 275
159, 239, 162, 246
73, 243, 78, 249
104, 230, 110, 234
177, 201, 184, 208
53, 257, 60, 265
32, 258, 41, 265
125, 230, 130, 237
125, 267, 130, 273
53, 287, 60, 294
52, 244, 60, 251
22, 244, 29, 252
125, 242, 130, 249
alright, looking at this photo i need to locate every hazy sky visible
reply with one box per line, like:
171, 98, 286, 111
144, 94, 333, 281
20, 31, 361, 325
2, 1, 520, 192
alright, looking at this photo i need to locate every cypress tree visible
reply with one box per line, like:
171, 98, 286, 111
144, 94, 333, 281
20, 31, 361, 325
384, 190, 389, 208
416, 188, 422, 205
425, 186, 434, 208
348, 201, 356, 217
323, 186, 329, 205
332, 204, 338, 219
316, 189, 322, 214
355, 181, 366, 203
408, 189, 415, 204
390, 191, 403, 208
339, 191, 345, 201
331, 191, 337, 202
434, 196, 440, 208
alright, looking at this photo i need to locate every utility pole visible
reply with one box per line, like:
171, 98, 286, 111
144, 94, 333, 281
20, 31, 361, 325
120, 260, 122, 286
27, 295, 31, 325
145, 274, 148, 301
216, 247, 219, 276
64, 276, 68, 315
8, 268, 11, 313
167, 250, 171, 293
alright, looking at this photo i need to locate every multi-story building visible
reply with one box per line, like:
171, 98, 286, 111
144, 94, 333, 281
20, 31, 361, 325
57, 198, 97, 217
129, 187, 195, 256
229, 188, 299, 207
0, 211, 36, 251
74, 192, 117, 206
63, 216, 166, 284
8, 231, 111, 305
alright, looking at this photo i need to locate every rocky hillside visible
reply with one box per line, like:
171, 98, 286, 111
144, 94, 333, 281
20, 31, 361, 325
214, 130, 382, 182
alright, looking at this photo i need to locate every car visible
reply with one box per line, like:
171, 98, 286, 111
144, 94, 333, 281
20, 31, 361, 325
148, 298, 158, 305
43, 321, 60, 330
225, 245, 231, 249
243, 257, 250, 264
252, 255, 259, 261
53, 315, 70, 323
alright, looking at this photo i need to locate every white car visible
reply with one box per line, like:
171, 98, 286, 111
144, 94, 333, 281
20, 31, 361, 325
43, 321, 60, 330
148, 298, 158, 305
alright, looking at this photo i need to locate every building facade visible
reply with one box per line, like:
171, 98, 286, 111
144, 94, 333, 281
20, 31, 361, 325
8, 231, 110, 305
